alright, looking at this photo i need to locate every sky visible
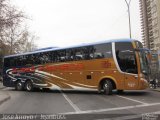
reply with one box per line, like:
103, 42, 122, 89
11, 0, 142, 48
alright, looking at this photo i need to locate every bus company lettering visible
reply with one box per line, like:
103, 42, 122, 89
38, 63, 84, 71
12, 63, 84, 73
128, 82, 136, 87
101, 61, 112, 68
12, 67, 35, 74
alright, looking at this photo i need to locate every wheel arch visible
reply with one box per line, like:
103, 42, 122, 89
25, 78, 33, 83
98, 76, 117, 91
14, 79, 22, 86
15, 79, 21, 83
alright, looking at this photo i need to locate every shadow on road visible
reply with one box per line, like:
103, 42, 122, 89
116, 90, 150, 96
5, 88, 151, 96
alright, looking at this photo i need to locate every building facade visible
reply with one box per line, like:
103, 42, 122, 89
139, 0, 160, 50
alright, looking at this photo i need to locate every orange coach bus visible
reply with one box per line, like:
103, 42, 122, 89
2, 39, 149, 95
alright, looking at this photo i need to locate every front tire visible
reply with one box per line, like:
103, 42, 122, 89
103, 80, 113, 95
25, 80, 34, 92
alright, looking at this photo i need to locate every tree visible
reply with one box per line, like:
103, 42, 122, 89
3, 24, 38, 54
16, 27, 38, 53
0, 0, 38, 74
0, 0, 24, 41
0, 0, 38, 54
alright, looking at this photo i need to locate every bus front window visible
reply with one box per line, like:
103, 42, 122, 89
139, 51, 149, 75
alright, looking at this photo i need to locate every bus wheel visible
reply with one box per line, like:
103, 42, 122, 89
103, 80, 113, 95
25, 80, 33, 92
15, 80, 23, 91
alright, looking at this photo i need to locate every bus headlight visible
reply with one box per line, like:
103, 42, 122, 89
140, 78, 149, 87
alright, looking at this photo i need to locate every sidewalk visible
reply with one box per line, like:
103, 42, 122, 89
0, 81, 10, 105
152, 87, 160, 92
150, 85, 160, 92
0, 81, 5, 90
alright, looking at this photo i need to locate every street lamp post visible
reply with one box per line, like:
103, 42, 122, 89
125, 0, 132, 39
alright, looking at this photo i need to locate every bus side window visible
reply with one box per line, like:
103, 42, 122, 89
94, 45, 102, 59
115, 42, 138, 74
9, 57, 17, 67
66, 49, 73, 61
54, 51, 61, 62
44, 52, 51, 63
75, 49, 83, 60
33, 53, 40, 65
72, 48, 82, 61
39, 53, 50, 64
51, 51, 56, 63
22, 56, 27, 66
59, 50, 66, 62
94, 43, 112, 59
83, 46, 94, 60
25, 55, 33, 65
4, 58, 11, 67
16, 56, 22, 66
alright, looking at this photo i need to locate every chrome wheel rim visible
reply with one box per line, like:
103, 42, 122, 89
26, 83, 32, 91
104, 83, 108, 89
17, 82, 22, 90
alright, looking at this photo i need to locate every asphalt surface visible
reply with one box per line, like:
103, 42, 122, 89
0, 87, 160, 120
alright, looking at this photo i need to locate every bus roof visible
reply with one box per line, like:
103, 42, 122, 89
34, 47, 58, 51
4, 38, 136, 58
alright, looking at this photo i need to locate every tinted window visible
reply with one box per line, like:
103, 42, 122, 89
3, 43, 113, 67
4, 58, 10, 67
25, 55, 34, 65
94, 43, 112, 59
59, 50, 66, 62
66, 49, 74, 61
32, 53, 40, 65
83, 46, 94, 60
16, 56, 24, 66
38, 52, 50, 64
74, 48, 83, 60
69, 46, 95, 61
115, 42, 137, 74
4, 57, 18, 67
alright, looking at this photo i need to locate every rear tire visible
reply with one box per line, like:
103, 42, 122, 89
15, 80, 23, 91
25, 80, 34, 92
103, 80, 113, 95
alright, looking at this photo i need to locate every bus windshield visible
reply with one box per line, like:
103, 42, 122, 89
139, 51, 149, 75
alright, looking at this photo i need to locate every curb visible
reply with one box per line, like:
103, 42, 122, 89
0, 82, 6, 90
0, 82, 10, 105
0, 94, 11, 105
152, 89, 160, 92
0, 86, 6, 90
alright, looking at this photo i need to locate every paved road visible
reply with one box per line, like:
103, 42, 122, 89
0, 87, 160, 120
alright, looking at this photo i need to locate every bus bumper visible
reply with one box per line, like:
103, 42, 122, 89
139, 78, 149, 90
